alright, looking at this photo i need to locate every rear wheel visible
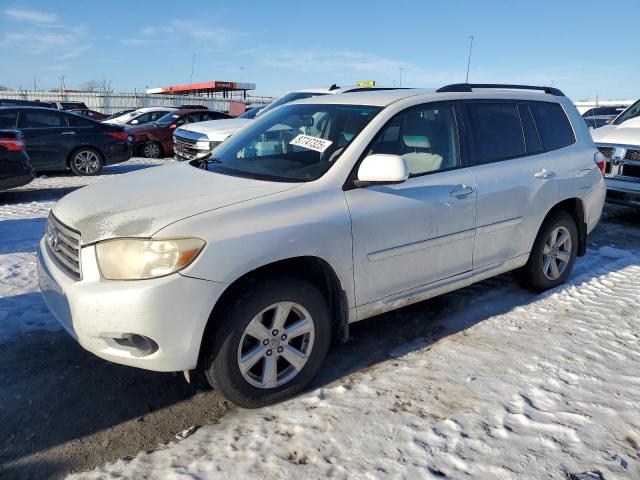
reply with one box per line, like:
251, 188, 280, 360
69, 148, 103, 176
203, 277, 331, 408
142, 141, 162, 158
514, 211, 578, 291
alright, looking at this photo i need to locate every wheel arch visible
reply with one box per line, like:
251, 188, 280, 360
542, 197, 587, 256
196, 255, 348, 369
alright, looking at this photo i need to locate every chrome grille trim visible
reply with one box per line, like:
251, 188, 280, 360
46, 213, 82, 280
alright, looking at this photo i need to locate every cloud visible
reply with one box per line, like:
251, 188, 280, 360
140, 20, 242, 46
4, 6, 58, 24
121, 37, 170, 47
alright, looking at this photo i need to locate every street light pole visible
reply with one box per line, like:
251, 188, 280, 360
190, 54, 196, 84
465, 36, 474, 83
399, 67, 404, 87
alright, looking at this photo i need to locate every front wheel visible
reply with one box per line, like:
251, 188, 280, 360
141, 140, 163, 158
69, 148, 103, 176
514, 211, 578, 291
203, 278, 331, 408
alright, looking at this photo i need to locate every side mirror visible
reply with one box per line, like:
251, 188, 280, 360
356, 154, 409, 186
169, 123, 177, 129
130, 119, 139, 125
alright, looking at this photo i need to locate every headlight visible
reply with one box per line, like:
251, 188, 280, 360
96, 238, 205, 280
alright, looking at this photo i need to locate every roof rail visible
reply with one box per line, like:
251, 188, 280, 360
436, 83, 565, 97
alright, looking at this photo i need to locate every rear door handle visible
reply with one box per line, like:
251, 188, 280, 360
534, 168, 554, 179
61, 131, 76, 135
450, 184, 474, 198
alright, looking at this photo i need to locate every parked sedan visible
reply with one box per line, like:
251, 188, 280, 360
127, 109, 232, 158
0, 129, 35, 191
0, 107, 130, 176
103, 107, 177, 126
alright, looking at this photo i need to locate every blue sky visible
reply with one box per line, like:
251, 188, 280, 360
0, 0, 637, 101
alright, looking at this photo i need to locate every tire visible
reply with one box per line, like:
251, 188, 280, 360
141, 140, 163, 159
514, 211, 578, 292
203, 277, 332, 408
68, 147, 103, 176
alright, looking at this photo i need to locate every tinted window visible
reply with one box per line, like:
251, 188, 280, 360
367, 104, 460, 176
22, 111, 68, 128
68, 114, 95, 127
529, 102, 575, 151
518, 104, 543, 155
466, 103, 525, 164
202, 111, 229, 121
613, 100, 640, 125
0, 110, 18, 128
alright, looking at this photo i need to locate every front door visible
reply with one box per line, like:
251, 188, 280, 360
19, 110, 73, 170
346, 103, 477, 306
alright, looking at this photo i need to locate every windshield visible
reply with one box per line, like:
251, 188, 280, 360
239, 107, 263, 119
157, 112, 182, 125
613, 100, 640, 125
255, 91, 329, 118
194, 103, 381, 182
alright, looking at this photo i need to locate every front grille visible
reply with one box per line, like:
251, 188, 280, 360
626, 149, 640, 161
598, 147, 614, 158
620, 164, 640, 179
174, 137, 201, 161
46, 214, 81, 279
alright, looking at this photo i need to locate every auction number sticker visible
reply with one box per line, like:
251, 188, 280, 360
289, 134, 333, 153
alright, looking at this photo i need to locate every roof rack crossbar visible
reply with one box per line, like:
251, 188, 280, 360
436, 83, 565, 97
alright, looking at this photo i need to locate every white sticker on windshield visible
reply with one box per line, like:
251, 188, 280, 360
289, 134, 333, 153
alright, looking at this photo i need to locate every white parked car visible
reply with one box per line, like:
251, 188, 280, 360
591, 98, 640, 207
103, 107, 177, 126
173, 85, 400, 161
38, 84, 605, 408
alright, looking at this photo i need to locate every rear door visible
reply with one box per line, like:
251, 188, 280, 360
462, 101, 559, 268
19, 110, 74, 170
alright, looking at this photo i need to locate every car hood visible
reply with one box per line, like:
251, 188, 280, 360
591, 117, 640, 146
179, 118, 251, 141
52, 162, 300, 244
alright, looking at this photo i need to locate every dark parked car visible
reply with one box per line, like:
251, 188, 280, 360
0, 107, 131, 176
0, 98, 55, 108
0, 129, 35, 191
70, 108, 109, 121
127, 108, 232, 158
582, 105, 627, 129
52, 101, 89, 111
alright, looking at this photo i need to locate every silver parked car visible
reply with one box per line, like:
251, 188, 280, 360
38, 84, 605, 407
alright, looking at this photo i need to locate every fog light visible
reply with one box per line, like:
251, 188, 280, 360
113, 334, 159, 357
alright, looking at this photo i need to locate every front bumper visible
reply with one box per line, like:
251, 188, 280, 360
0, 169, 35, 191
605, 177, 640, 207
37, 238, 228, 372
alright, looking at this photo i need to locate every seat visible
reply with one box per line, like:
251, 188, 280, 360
400, 114, 443, 175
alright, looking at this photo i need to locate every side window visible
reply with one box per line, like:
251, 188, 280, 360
465, 103, 525, 164
133, 113, 152, 123
529, 102, 575, 151
367, 104, 460, 176
22, 111, 68, 128
0, 111, 18, 129
517, 104, 543, 155
150, 111, 166, 121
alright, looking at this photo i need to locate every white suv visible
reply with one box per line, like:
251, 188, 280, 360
38, 84, 605, 408
173, 85, 400, 162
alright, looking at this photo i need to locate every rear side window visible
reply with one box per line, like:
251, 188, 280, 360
22, 111, 68, 128
466, 103, 525, 164
529, 102, 575, 151
517, 104, 543, 155
0, 110, 18, 128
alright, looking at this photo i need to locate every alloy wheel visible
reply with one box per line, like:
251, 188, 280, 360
143, 142, 161, 158
237, 301, 315, 389
73, 150, 100, 175
542, 226, 572, 280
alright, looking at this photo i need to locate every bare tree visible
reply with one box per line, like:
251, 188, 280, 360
80, 79, 113, 94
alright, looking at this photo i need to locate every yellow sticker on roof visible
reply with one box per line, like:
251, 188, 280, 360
289, 134, 333, 153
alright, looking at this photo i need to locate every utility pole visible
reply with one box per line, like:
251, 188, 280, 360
465, 36, 474, 83
190, 54, 196, 84
399, 67, 404, 87
59, 75, 66, 96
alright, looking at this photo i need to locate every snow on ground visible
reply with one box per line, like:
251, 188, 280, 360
0, 158, 169, 343
71, 247, 640, 480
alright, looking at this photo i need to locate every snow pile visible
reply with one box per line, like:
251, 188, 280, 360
71, 251, 640, 480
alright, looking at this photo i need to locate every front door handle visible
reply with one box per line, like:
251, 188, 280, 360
534, 168, 555, 179
450, 184, 474, 198
61, 131, 76, 135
